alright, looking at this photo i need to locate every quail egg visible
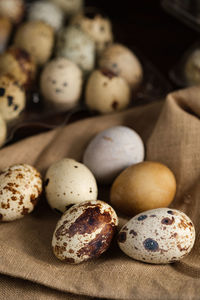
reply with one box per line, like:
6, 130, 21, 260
118, 208, 195, 264
52, 200, 118, 263
0, 164, 42, 222
45, 158, 98, 213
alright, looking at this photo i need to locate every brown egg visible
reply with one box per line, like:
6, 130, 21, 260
0, 0, 25, 24
14, 21, 54, 66
0, 47, 36, 89
0, 17, 13, 53
110, 161, 176, 216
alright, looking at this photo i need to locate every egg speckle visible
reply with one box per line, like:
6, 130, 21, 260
118, 208, 195, 264
52, 200, 118, 263
0, 164, 42, 222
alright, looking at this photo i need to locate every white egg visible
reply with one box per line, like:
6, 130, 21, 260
118, 208, 195, 264
83, 126, 144, 184
45, 158, 98, 213
52, 200, 118, 263
0, 164, 42, 222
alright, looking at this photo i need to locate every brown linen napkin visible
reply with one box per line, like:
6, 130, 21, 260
0, 86, 200, 300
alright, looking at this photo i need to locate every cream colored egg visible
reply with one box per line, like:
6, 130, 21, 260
0, 75, 26, 122
0, 113, 7, 147
118, 208, 195, 264
14, 21, 54, 66
49, 0, 83, 16
0, 164, 42, 222
45, 158, 98, 213
110, 161, 176, 216
56, 26, 95, 74
99, 43, 143, 90
71, 11, 113, 55
40, 57, 83, 110
85, 69, 131, 114
28, 1, 64, 31
52, 200, 118, 263
0, 0, 24, 24
83, 126, 144, 184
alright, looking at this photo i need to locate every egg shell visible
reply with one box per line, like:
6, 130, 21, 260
71, 12, 113, 55
0, 0, 24, 24
110, 161, 176, 216
0, 74, 26, 122
0, 47, 36, 89
45, 158, 98, 213
28, 1, 64, 31
118, 208, 195, 264
49, 0, 83, 16
40, 57, 83, 110
52, 200, 118, 263
0, 17, 13, 53
83, 126, 144, 184
99, 43, 143, 90
184, 49, 200, 85
56, 26, 95, 74
0, 164, 42, 222
0, 113, 7, 147
85, 69, 131, 114
14, 21, 54, 66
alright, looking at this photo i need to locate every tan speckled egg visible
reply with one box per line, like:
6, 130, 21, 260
45, 158, 98, 213
0, 47, 36, 89
0, 0, 24, 24
118, 208, 195, 264
56, 26, 95, 75
99, 44, 143, 90
14, 21, 54, 66
40, 57, 83, 110
49, 0, 83, 16
0, 113, 7, 147
28, 1, 64, 32
110, 161, 176, 216
0, 17, 13, 53
0, 164, 42, 222
71, 11, 113, 55
184, 49, 200, 85
83, 126, 144, 184
52, 200, 118, 263
0, 75, 26, 122
85, 69, 131, 114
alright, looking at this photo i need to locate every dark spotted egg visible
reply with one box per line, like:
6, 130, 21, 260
118, 208, 195, 264
52, 200, 118, 264
0, 164, 42, 222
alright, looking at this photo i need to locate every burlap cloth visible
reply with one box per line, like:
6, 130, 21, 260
0, 86, 200, 300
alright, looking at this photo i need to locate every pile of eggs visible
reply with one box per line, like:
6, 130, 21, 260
0, 125, 196, 265
0, 0, 144, 148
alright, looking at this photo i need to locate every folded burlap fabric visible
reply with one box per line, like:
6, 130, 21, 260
0, 86, 200, 300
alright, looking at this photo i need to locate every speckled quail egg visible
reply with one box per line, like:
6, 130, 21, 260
0, 0, 25, 24
0, 17, 13, 53
0, 75, 26, 122
99, 43, 143, 90
83, 126, 144, 184
28, 1, 64, 32
118, 208, 195, 264
0, 113, 7, 147
0, 47, 36, 89
0, 164, 42, 222
40, 57, 83, 110
71, 10, 113, 55
56, 25, 95, 75
14, 21, 54, 66
52, 200, 118, 263
110, 161, 176, 216
184, 49, 200, 85
85, 69, 131, 114
45, 158, 98, 213
49, 0, 83, 16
